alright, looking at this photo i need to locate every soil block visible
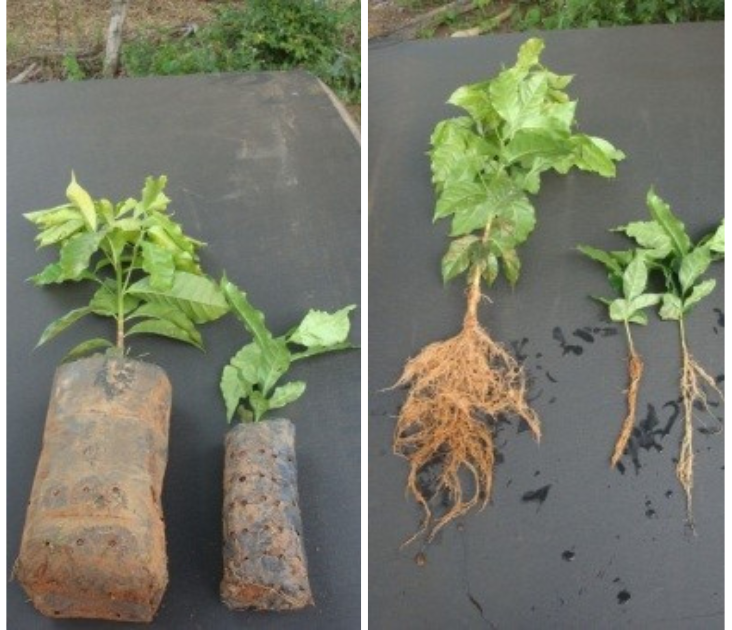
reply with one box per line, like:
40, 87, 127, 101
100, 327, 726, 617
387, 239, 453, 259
15, 354, 172, 622
221, 419, 314, 611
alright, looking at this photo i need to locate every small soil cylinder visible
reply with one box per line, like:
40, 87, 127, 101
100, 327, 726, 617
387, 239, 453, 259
221, 419, 314, 611
14, 354, 172, 622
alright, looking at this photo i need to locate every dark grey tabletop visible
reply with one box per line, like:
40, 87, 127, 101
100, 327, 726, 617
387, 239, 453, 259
369, 23, 723, 629
7, 71, 360, 628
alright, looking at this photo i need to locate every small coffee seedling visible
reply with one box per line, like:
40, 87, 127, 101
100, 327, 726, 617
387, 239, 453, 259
25, 173, 227, 357
582, 188, 724, 523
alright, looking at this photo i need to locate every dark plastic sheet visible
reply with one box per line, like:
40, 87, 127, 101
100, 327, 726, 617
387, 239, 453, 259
369, 24, 723, 629
8, 71, 360, 629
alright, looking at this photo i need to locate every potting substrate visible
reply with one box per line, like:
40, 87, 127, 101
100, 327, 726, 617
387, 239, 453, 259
369, 23, 722, 629
8, 71, 360, 628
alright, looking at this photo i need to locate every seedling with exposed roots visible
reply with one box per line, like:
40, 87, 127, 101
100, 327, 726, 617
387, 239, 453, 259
578, 248, 661, 467
394, 38, 624, 545
583, 188, 724, 525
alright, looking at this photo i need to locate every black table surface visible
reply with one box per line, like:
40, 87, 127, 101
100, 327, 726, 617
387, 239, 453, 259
369, 23, 723, 629
7, 71, 360, 628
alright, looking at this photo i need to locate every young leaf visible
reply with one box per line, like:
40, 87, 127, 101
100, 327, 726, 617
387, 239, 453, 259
683, 279, 716, 313
678, 246, 711, 293
659, 293, 683, 321
35, 219, 86, 247
139, 175, 171, 213
646, 188, 691, 256
129, 272, 228, 324
66, 173, 97, 231
221, 365, 250, 422
62, 338, 114, 363
59, 232, 103, 280
141, 241, 176, 291
268, 381, 307, 410
288, 305, 356, 348
608, 298, 632, 322
577, 245, 623, 276
24, 204, 77, 226
37, 307, 92, 347
441, 235, 480, 283
127, 318, 203, 349
613, 221, 672, 257
30, 263, 65, 286
629, 293, 662, 311
703, 220, 724, 254
622, 255, 648, 301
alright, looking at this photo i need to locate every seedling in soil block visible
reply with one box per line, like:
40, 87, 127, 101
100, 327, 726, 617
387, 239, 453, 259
15, 174, 227, 622
578, 247, 662, 467
610, 188, 723, 524
219, 276, 355, 611
394, 38, 624, 545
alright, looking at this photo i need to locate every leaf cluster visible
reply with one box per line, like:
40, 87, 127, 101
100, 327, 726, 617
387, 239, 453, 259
433, 37, 625, 288
25, 174, 227, 359
220, 277, 355, 422
580, 188, 724, 324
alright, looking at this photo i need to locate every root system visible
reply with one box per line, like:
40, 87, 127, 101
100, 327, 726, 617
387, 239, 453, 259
676, 334, 723, 525
610, 345, 643, 469
394, 281, 540, 544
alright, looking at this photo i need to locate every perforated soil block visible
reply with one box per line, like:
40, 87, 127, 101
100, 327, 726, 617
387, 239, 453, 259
221, 419, 314, 611
14, 354, 172, 622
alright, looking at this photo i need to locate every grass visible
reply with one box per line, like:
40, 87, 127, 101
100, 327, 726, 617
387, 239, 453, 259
8, 0, 361, 108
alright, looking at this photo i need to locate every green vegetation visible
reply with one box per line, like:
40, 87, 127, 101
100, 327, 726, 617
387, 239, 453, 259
220, 276, 355, 422
123, 1, 361, 104
581, 188, 724, 524
25, 174, 227, 360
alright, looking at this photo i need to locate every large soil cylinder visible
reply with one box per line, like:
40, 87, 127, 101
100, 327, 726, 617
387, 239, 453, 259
221, 419, 314, 611
15, 354, 172, 622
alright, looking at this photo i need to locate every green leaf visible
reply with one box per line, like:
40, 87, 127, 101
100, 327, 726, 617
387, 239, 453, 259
59, 232, 103, 280
646, 188, 691, 255
503, 128, 570, 165
98, 199, 115, 225
141, 241, 175, 291
62, 338, 114, 363
608, 298, 632, 322
36, 306, 92, 347
613, 221, 672, 257
569, 135, 624, 177
703, 220, 724, 254
447, 84, 500, 128
268, 381, 306, 410
659, 293, 683, 321
629, 293, 662, 311
249, 391, 271, 422
683, 279, 716, 313
127, 318, 203, 349
516, 37, 544, 70
66, 172, 97, 231
482, 254, 498, 287
489, 186, 536, 249
622, 256, 647, 301
129, 272, 228, 324
221, 277, 290, 395
30, 263, 65, 286
24, 205, 78, 226
139, 175, 171, 213
35, 219, 86, 247
627, 311, 649, 325
577, 245, 623, 276
290, 341, 354, 362
500, 248, 521, 286
441, 235, 480, 283
289, 305, 355, 348
221, 365, 250, 422
679, 246, 711, 293
435, 180, 489, 222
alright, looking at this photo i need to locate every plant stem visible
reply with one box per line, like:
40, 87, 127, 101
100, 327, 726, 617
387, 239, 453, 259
464, 218, 493, 328
623, 319, 635, 355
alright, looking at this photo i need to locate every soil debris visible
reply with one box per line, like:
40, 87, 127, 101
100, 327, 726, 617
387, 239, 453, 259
521, 484, 551, 505
552, 326, 583, 356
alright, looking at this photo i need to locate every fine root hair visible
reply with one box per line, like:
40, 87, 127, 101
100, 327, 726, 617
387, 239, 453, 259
394, 315, 540, 545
